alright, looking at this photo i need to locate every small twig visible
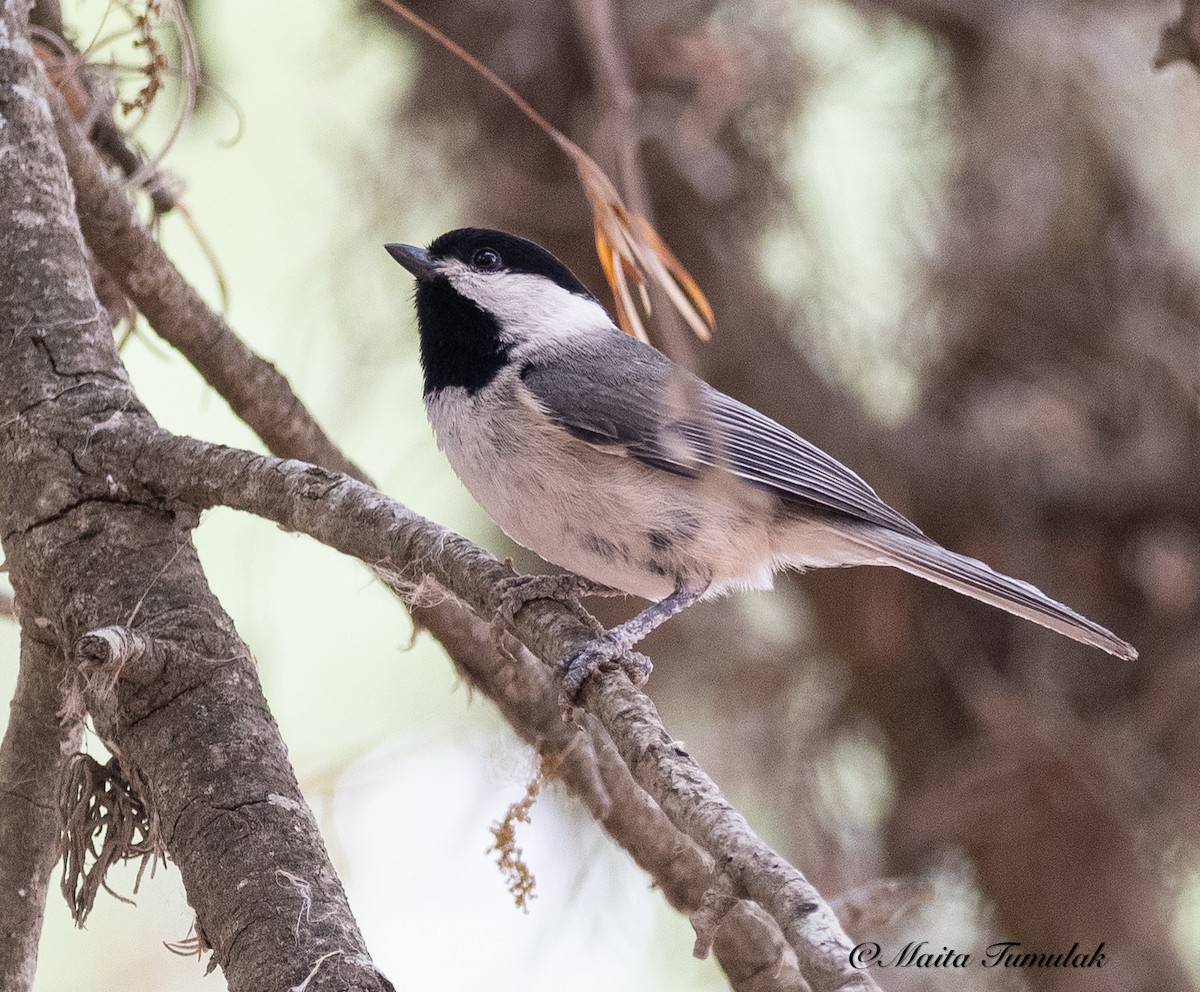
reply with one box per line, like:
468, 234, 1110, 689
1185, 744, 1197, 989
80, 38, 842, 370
487, 752, 563, 911
74, 625, 161, 692
569, 0, 697, 367
2, 13, 395, 989
370, 0, 714, 345
49, 92, 365, 478
415, 604, 806, 987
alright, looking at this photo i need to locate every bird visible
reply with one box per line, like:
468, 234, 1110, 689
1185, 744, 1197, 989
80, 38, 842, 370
385, 228, 1137, 692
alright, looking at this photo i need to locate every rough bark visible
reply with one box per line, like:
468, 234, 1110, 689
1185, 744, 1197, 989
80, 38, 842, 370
426, 603, 806, 990
0, 5, 392, 989
0, 6, 875, 988
0, 633, 80, 992
379, 3, 1196, 989
13, 0, 1183, 987
52, 100, 361, 477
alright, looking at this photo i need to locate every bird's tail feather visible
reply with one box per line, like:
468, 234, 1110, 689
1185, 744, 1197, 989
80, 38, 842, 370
846, 528, 1137, 661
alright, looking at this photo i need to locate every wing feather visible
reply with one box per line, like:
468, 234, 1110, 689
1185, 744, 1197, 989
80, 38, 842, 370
518, 333, 923, 537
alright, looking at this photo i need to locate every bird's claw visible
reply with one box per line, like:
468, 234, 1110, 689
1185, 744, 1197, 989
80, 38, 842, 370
487, 565, 650, 709
489, 565, 620, 660
557, 633, 653, 711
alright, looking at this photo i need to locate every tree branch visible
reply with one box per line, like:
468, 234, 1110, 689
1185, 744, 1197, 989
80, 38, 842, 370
0, 633, 81, 992
124, 433, 880, 992
0, 8, 392, 988
49, 92, 363, 478
433, 606, 807, 987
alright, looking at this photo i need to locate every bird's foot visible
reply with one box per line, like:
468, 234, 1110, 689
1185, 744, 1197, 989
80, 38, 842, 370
557, 631, 653, 709
490, 563, 621, 658
553, 583, 705, 708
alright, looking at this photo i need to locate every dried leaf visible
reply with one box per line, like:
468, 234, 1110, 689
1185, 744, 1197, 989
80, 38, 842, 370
371, 0, 715, 343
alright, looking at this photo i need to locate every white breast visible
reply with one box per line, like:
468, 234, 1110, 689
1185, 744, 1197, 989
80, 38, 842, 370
425, 378, 658, 591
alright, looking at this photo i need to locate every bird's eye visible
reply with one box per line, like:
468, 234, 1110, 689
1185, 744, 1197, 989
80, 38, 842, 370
472, 248, 501, 271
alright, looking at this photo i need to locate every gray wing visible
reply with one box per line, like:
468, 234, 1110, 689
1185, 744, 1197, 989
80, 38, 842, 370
518, 332, 924, 538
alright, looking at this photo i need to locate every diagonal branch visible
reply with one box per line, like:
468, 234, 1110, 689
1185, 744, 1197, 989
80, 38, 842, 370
125, 432, 881, 992
0, 10, 393, 987
49, 94, 363, 478
0, 632, 82, 992
433, 609, 807, 988
51, 78, 812, 990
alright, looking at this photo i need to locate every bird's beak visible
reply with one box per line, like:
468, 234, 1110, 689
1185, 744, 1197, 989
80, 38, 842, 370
385, 243, 438, 282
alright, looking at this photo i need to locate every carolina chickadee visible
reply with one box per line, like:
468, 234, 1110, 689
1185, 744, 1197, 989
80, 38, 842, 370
386, 229, 1137, 688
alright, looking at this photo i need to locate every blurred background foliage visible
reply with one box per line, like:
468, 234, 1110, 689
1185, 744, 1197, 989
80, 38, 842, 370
6, 0, 1200, 989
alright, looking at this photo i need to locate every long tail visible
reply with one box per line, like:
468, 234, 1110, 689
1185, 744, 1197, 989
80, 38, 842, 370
844, 528, 1137, 660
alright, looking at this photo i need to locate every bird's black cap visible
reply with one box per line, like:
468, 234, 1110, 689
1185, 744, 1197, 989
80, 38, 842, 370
429, 228, 596, 300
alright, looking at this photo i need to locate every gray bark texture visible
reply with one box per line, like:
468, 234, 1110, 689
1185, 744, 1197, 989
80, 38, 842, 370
47, 41, 820, 991
0, 633, 79, 991
0, 3, 392, 989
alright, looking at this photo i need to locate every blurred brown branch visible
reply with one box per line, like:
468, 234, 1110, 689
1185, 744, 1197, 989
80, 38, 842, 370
570, 0, 701, 364
379, 4, 1200, 991
1156, 0, 1200, 70
369, 0, 714, 348
11, 1, 1199, 990
851, 0, 984, 46
830, 877, 936, 936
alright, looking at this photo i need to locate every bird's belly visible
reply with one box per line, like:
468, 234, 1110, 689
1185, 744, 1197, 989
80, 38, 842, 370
426, 389, 783, 600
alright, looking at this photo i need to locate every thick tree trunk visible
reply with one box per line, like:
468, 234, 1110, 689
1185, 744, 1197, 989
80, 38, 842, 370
0, 5, 393, 989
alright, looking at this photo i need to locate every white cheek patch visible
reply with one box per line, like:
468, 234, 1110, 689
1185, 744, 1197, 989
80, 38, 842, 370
438, 260, 612, 346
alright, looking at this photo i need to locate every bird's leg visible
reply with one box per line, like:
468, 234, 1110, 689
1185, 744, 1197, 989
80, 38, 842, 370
490, 562, 624, 657
558, 583, 709, 701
